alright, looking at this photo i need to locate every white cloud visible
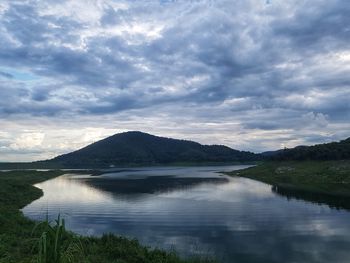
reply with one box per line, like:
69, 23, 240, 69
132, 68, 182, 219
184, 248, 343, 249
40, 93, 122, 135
0, 0, 349, 161
10, 132, 45, 150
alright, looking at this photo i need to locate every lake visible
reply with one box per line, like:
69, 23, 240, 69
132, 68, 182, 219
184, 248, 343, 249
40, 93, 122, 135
22, 165, 350, 263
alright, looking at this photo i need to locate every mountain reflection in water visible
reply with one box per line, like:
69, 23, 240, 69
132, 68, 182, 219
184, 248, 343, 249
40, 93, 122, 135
84, 176, 229, 195
23, 165, 350, 263
272, 185, 350, 211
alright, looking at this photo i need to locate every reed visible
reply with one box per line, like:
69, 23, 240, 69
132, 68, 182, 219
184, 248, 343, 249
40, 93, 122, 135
32, 215, 86, 263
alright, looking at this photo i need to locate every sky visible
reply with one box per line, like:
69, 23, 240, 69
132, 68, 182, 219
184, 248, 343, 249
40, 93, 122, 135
0, 0, 349, 162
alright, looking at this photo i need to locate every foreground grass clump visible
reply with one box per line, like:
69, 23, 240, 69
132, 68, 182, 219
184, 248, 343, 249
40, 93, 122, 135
0, 170, 66, 263
32, 216, 196, 263
0, 170, 216, 263
226, 160, 350, 196
33, 215, 86, 263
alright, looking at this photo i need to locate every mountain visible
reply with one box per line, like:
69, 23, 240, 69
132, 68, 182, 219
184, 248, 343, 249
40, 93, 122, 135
40, 131, 260, 168
261, 149, 285, 157
271, 137, 350, 161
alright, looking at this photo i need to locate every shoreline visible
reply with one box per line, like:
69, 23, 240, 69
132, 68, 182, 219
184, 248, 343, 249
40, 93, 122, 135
0, 170, 215, 263
0, 161, 259, 171
224, 160, 350, 210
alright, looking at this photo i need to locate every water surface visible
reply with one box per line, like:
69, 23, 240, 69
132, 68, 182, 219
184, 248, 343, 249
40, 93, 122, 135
23, 165, 350, 263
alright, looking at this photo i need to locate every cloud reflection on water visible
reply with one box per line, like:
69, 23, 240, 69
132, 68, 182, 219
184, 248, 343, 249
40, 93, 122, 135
23, 166, 350, 263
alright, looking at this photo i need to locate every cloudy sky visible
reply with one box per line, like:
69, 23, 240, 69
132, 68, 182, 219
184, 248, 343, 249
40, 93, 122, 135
0, 0, 349, 162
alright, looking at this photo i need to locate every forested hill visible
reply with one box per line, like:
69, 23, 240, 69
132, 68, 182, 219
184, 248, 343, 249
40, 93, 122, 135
44, 131, 260, 168
272, 137, 350, 161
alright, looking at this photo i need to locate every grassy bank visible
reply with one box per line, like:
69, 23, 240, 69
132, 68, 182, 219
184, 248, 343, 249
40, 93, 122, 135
0, 170, 215, 263
225, 160, 350, 197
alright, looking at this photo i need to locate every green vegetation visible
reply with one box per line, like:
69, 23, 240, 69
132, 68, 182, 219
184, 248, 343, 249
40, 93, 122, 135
270, 137, 350, 161
40, 131, 260, 168
33, 215, 85, 263
0, 170, 215, 263
0, 170, 66, 263
226, 160, 350, 196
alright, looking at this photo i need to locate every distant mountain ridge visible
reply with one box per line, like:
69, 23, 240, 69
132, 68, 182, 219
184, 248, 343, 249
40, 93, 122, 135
43, 131, 260, 168
271, 137, 350, 161
1, 133, 349, 170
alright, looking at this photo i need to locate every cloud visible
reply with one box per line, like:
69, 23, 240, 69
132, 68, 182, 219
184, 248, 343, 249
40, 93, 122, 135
10, 132, 45, 150
0, 71, 13, 79
0, 0, 349, 161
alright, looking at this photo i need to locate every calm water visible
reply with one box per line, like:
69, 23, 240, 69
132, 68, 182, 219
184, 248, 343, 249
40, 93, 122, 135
23, 165, 350, 263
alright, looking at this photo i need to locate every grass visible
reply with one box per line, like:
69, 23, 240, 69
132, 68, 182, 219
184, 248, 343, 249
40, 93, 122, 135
0, 170, 216, 263
225, 160, 350, 197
